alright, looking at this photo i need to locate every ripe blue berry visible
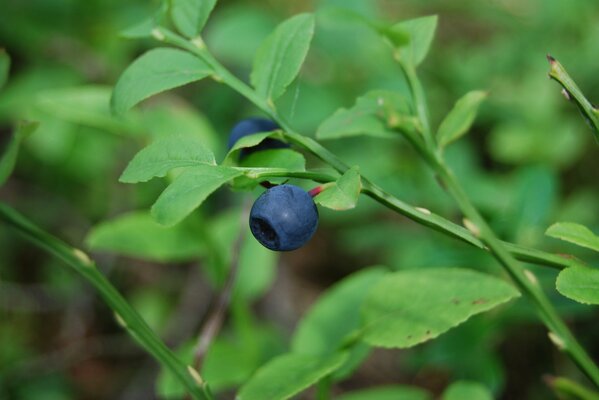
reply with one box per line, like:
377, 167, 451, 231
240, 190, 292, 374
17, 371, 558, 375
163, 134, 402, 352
227, 118, 287, 158
249, 184, 319, 251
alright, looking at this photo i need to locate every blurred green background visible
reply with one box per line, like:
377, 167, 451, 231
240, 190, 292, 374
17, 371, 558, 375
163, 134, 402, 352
1, 0, 598, 399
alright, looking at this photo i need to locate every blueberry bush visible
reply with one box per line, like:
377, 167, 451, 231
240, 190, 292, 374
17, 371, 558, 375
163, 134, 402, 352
1, 1, 599, 399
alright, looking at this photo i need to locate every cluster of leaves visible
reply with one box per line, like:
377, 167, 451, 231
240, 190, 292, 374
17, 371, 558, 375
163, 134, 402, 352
1, 0, 599, 399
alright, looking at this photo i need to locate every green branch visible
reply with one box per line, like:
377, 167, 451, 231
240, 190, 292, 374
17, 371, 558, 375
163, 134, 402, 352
0, 203, 213, 400
151, 28, 586, 274
547, 55, 599, 142
398, 55, 599, 385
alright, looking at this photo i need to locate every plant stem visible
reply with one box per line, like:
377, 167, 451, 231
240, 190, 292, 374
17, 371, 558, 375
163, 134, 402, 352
151, 28, 587, 274
433, 159, 599, 386
547, 55, 599, 142
0, 203, 213, 400
153, 26, 599, 387
398, 57, 599, 385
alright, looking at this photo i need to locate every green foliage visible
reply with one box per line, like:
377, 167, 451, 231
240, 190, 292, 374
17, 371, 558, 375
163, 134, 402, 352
151, 165, 242, 226
313, 167, 362, 210
393, 15, 438, 66
250, 13, 315, 103
34, 86, 137, 135
316, 90, 411, 140
437, 91, 487, 149
2, 1, 599, 399
337, 385, 432, 400
170, 0, 217, 38
120, 135, 216, 183
237, 352, 347, 400
0, 48, 9, 90
442, 380, 493, 400
556, 266, 599, 305
240, 149, 306, 172
292, 267, 387, 355
223, 131, 283, 164
361, 268, 520, 348
546, 222, 599, 252
85, 211, 207, 262
0, 121, 38, 187
111, 48, 213, 115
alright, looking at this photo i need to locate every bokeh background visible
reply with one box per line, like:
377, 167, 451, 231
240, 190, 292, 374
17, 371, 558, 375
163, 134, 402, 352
1, 0, 599, 399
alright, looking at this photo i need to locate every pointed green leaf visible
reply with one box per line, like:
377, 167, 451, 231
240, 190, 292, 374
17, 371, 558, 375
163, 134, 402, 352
0, 49, 10, 90
223, 130, 284, 164
151, 165, 241, 226
170, 0, 217, 38
556, 266, 599, 305
313, 167, 362, 210
121, 2, 169, 39
85, 211, 206, 262
393, 15, 438, 66
111, 48, 213, 115
361, 268, 519, 348
316, 90, 411, 140
337, 385, 433, 400
292, 267, 387, 355
237, 352, 347, 400
442, 381, 493, 400
120, 135, 216, 183
251, 13, 315, 103
546, 222, 599, 252
0, 121, 38, 187
437, 91, 487, 149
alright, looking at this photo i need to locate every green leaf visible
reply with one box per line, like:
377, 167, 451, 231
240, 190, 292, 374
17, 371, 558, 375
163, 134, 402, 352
151, 165, 242, 226
0, 121, 38, 187
0, 49, 10, 90
234, 234, 278, 300
120, 135, 216, 183
437, 91, 487, 149
85, 211, 206, 262
34, 85, 138, 135
316, 90, 412, 140
442, 381, 493, 400
121, 2, 169, 39
361, 268, 519, 348
240, 149, 305, 171
320, 8, 409, 49
170, 0, 217, 38
223, 131, 284, 164
313, 167, 362, 210
251, 13, 315, 103
111, 48, 213, 115
337, 385, 433, 400
237, 352, 347, 400
393, 15, 438, 66
292, 267, 387, 355
546, 222, 599, 252
556, 266, 599, 305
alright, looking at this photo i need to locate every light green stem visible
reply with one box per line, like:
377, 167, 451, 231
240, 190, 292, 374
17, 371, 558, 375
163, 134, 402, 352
152, 27, 586, 274
547, 55, 599, 142
0, 203, 213, 400
398, 56, 599, 386
152, 27, 599, 383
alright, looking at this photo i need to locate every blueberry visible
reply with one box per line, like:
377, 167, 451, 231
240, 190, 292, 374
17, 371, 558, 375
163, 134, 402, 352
249, 184, 319, 251
227, 118, 287, 158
